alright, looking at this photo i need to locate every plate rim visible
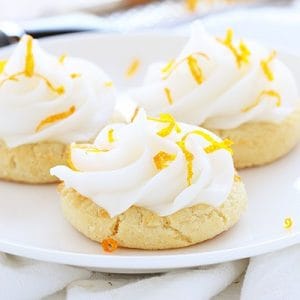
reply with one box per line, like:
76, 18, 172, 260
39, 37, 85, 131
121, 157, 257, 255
1, 233, 300, 272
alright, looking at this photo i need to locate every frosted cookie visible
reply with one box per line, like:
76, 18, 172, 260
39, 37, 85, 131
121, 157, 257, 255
51, 109, 247, 250
0, 35, 116, 183
129, 22, 300, 168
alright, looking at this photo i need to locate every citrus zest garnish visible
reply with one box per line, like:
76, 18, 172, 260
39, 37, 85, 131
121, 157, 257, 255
35, 74, 65, 95
24, 36, 34, 77
58, 54, 67, 64
66, 144, 79, 171
131, 107, 140, 123
0, 60, 7, 74
104, 81, 113, 87
66, 143, 108, 170
284, 217, 293, 229
0, 71, 65, 95
204, 139, 233, 154
234, 174, 241, 182
218, 29, 251, 67
239, 41, 251, 64
182, 130, 233, 154
148, 113, 181, 137
187, 55, 204, 84
186, 0, 199, 12
8, 75, 19, 81
126, 58, 140, 78
177, 130, 233, 185
260, 50, 276, 81
0, 72, 21, 87
107, 129, 115, 143
35, 105, 75, 132
164, 87, 173, 105
161, 59, 175, 73
67, 143, 109, 170
153, 151, 176, 170
72, 143, 109, 153
102, 238, 118, 253
242, 90, 281, 113
163, 52, 209, 81
0, 37, 65, 95
98, 209, 109, 218
177, 139, 194, 185
70, 73, 81, 79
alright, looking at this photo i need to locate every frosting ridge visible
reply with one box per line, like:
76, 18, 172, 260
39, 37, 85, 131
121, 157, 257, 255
129, 22, 299, 129
51, 109, 235, 217
0, 35, 116, 148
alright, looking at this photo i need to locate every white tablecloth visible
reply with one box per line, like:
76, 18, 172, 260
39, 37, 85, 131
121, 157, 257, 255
1, 244, 300, 299
0, 3, 299, 300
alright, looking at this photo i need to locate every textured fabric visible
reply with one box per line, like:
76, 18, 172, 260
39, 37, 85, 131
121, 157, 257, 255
0, 253, 247, 300
66, 260, 247, 300
1, 246, 300, 299
0, 253, 91, 299
241, 244, 300, 300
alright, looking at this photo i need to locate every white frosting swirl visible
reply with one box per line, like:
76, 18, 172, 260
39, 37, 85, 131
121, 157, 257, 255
0, 35, 116, 148
129, 22, 299, 129
51, 109, 234, 217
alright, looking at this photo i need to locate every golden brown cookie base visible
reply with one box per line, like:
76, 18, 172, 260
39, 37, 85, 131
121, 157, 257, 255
209, 108, 300, 169
58, 180, 247, 250
0, 141, 67, 184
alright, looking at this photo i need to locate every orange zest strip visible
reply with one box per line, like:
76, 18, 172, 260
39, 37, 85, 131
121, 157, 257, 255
8, 73, 22, 81
0, 60, 7, 74
0, 37, 66, 95
66, 145, 79, 171
103, 81, 113, 87
217, 29, 251, 67
148, 113, 181, 137
260, 50, 276, 81
204, 139, 233, 154
242, 90, 281, 113
153, 151, 176, 170
177, 139, 194, 186
234, 174, 241, 182
187, 55, 203, 84
186, 0, 199, 12
177, 130, 233, 185
70, 73, 81, 79
0, 36, 64, 94
67, 143, 109, 171
102, 238, 118, 253
107, 128, 115, 143
0, 68, 64, 97
0, 71, 23, 88
131, 107, 140, 123
284, 217, 293, 229
218, 28, 238, 63
161, 59, 175, 73
164, 87, 173, 105
0, 72, 65, 95
239, 41, 251, 64
58, 54, 67, 64
224, 27, 233, 44
35, 105, 75, 132
182, 130, 233, 154
162, 52, 209, 81
24, 36, 34, 77
71, 143, 109, 153
98, 209, 109, 218
125, 58, 140, 78
35, 74, 65, 95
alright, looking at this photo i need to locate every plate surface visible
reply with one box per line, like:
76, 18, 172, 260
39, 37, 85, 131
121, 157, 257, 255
1, 31, 300, 273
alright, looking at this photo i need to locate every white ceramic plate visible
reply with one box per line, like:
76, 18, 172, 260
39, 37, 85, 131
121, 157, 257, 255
1, 32, 300, 274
